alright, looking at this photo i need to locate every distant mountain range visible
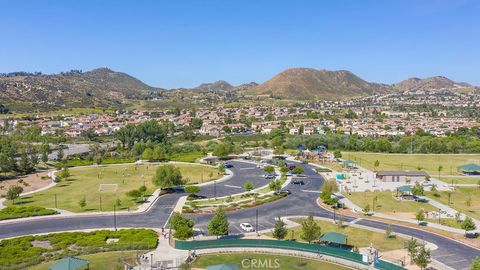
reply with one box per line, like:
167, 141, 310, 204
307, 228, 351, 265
0, 67, 477, 112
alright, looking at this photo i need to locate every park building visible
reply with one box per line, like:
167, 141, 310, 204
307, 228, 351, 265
376, 170, 429, 183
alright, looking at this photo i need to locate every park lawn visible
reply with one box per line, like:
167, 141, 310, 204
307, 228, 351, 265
266, 218, 404, 252
426, 187, 480, 221
192, 253, 351, 270
342, 152, 480, 176
426, 218, 463, 229
9, 163, 220, 212
343, 192, 436, 214
27, 251, 138, 270
438, 176, 480, 185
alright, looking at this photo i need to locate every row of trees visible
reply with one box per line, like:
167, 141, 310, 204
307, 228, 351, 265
0, 137, 53, 175
281, 132, 480, 154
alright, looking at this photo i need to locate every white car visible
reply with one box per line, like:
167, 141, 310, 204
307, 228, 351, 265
240, 223, 255, 232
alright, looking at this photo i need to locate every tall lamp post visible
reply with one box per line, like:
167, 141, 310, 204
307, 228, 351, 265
333, 207, 336, 223
214, 180, 217, 199
255, 209, 259, 236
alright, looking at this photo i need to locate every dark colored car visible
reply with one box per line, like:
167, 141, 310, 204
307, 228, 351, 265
291, 180, 305, 185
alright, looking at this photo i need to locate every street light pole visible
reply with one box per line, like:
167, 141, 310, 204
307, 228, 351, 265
333, 207, 336, 223
438, 208, 441, 224
54, 194, 57, 208
214, 181, 217, 199
256, 209, 259, 236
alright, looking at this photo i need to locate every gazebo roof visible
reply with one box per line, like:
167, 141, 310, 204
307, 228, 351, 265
207, 264, 240, 270
397, 185, 412, 193
458, 163, 480, 172
320, 232, 348, 245
49, 256, 89, 270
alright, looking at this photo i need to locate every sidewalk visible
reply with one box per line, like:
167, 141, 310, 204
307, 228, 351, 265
135, 234, 189, 270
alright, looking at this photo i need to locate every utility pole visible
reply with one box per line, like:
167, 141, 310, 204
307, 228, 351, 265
214, 181, 217, 199
113, 205, 117, 231
54, 194, 57, 208
255, 209, 259, 236
438, 208, 441, 224
99, 195, 102, 211
333, 207, 336, 223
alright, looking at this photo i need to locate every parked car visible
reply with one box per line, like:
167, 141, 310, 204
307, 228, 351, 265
224, 163, 233, 168
285, 172, 292, 177
413, 196, 428, 203
418, 221, 428, 226
465, 231, 479, 239
280, 190, 291, 195
240, 223, 255, 232
291, 180, 305, 185
264, 174, 274, 179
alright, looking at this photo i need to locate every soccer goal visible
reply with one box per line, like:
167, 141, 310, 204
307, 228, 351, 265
98, 184, 118, 193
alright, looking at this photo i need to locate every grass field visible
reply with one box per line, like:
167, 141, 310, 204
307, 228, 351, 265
10, 163, 220, 212
192, 253, 351, 270
266, 218, 404, 251
343, 192, 436, 215
426, 187, 480, 221
27, 251, 138, 270
342, 152, 480, 176
438, 176, 480, 185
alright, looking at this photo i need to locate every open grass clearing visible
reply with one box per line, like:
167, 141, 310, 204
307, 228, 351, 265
27, 251, 138, 270
426, 187, 480, 221
265, 218, 404, 252
9, 163, 220, 212
438, 176, 480, 185
343, 192, 436, 217
192, 252, 351, 270
342, 152, 480, 176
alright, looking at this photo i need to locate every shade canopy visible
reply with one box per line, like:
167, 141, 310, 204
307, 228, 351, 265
458, 163, 480, 172
49, 256, 89, 270
397, 185, 412, 194
207, 264, 240, 270
320, 232, 348, 245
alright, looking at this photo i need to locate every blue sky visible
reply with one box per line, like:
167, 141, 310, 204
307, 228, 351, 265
0, 0, 479, 88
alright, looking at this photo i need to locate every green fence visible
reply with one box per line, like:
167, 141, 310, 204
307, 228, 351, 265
175, 238, 404, 269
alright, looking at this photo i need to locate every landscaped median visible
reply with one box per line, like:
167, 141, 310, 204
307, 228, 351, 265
182, 172, 289, 213
0, 229, 158, 270
0, 206, 58, 221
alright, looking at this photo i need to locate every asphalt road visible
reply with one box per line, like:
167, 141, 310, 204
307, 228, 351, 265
0, 160, 478, 269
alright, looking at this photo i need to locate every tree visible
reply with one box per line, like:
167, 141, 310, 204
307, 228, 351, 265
269, 180, 282, 193
385, 224, 393, 238
264, 165, 275, 174
292, 166, 304, 174
374, 160, 380, 171
184, 185, 201, 195
333, 150, 342, 159
362, 204, 370, 215
6, 186, 23, 204
169, 212, 194, 240
208, 207, 229, 238
414, 245, 431, 270
437, 165, 443, 179
0, 152, 14, 175
152, 165, 184, 188
461, 216, 477, 231
407, 238, 419, 264
412, 182, 424, 196
58, 167, 70, 180
18, 152, 34, 174
272, 217, 288, 240
416, 209, 425, 223
244, 181, 254, 193
126, 189, 142, 202
79, 197, 86, 209
142, 148, 153, 160
218, 164, 226, 175
430, 184, 437, 193
470, 257, 480, 270
300, 215, 321, 243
